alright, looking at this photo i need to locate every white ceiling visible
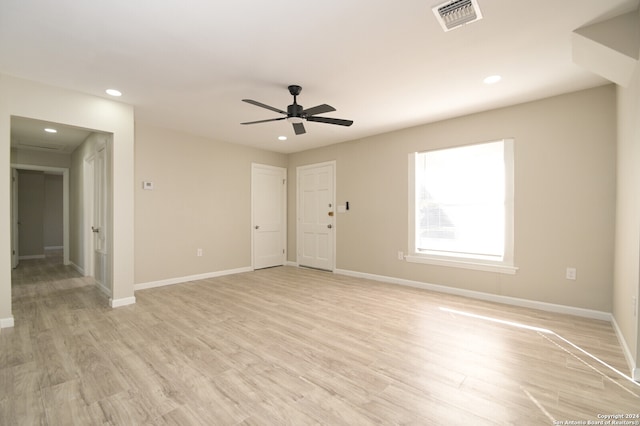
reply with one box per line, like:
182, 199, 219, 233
1, 0, 637, 154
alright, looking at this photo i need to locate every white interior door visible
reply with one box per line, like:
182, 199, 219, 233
11, 168, 19, 269
84, 156, 95, 277
297, 161, 335, 271
252, 164, 287, 269
93, 146, 108, 289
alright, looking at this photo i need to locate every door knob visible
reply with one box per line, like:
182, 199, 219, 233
327, 224, 332, 229
255, 225, 260, 230
91, 226, 100, 233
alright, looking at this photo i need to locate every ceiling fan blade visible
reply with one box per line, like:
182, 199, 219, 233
293, 122, 306, 135
306, 116, 354, 127
302, 104, 336, 116
241, 117, 286, 125
242, 99, 287, 115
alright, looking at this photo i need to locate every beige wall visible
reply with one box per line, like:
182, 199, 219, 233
134, 123, 287, 284
613, 27, 640, 377
14, 171, 62, 255
289, 85, 616, 312
17, 170, 45, 257
44, 174, 63, 248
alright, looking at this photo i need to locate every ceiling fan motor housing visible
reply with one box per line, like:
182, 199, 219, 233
287, 103, 304, 118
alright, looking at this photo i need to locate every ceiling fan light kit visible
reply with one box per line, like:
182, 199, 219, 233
241, 85, 353, 135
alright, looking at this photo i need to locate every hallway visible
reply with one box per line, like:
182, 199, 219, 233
11, 248, 100, 319
12, 248, 84, 286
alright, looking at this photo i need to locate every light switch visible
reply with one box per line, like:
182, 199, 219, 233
143, 181, 154, 190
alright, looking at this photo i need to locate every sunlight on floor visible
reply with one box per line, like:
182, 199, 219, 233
439, 306, 640, 390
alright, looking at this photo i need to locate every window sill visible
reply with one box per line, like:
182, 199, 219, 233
405, 254, 518, 275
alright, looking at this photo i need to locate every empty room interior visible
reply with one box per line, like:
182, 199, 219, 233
1, 0, 640, 424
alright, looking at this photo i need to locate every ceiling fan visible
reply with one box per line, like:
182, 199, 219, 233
241, 85, 353, 135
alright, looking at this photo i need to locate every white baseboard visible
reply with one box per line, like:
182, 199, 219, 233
19, 254, 45, 260
0, 316, 15, 328
69, 262, 85, 276
110, 296, 136, 308
286, 260, 299, 267
45, 246, 63, 250
334, 268, 612, 322
95, 282, 111, 298
611, 315, 640, 381
134, 266, 253, 291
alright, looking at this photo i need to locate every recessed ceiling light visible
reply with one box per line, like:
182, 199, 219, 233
483, 75, 502, 85
105, 89, 122, 97
44, 128, 57, 133
278, 136, 287, 141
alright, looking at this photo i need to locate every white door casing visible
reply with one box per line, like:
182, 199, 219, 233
252, 164, 287, 270
297, 161, 335, 271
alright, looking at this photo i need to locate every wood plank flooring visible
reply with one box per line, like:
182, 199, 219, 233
3, 252, 639, 425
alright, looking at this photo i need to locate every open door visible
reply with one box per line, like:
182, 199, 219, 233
11, 168, 19, 269
83, 140, 109, 294
83, 155, 95, 278
93, 145, 108, 291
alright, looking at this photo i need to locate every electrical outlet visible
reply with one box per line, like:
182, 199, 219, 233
397, 251, 404, 260
565, 267, 576, 280
197, 248, 203, 257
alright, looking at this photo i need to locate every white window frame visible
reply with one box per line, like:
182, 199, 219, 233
407, 139, 517, 275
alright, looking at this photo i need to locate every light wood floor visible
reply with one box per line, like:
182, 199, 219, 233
3, 252, 639, 425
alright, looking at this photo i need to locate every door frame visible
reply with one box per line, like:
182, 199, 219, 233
10, 164, 70, 266
296, 160, 336, 271
251, 163, 287, 270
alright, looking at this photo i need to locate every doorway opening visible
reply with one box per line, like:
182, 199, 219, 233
10, 116, 113, 297
11, 165, 70, 269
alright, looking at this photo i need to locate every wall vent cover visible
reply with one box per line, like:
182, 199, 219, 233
432, 0, 483, 32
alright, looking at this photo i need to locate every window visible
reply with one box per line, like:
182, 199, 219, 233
407, 139, 516, 274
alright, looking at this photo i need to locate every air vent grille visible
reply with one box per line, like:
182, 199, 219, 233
16, 142, 65, 152
433, 0, 483, 32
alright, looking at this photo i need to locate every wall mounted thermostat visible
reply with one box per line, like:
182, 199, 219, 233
142, 181, 154, 190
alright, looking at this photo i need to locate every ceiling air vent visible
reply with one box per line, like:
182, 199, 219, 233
17, 142, 65, 152
432, 0, 483, 32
